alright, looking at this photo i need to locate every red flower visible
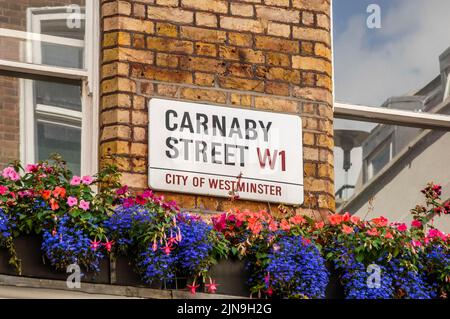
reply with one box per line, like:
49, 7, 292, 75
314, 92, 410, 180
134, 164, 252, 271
42, 190, 51, 200
52, 186, 66, 199
280, 219, 290, 231
384, 231, 393, 239
50, 198, 59, 211
289, 215, 306, 225
411, 220, 422, 228
342, 212, 351, 222
0, 185, 8, 195
187, 282, 200, 295
397, 223, 407, 232
266, 287, 273, 297
366, 228, 379, 237
329, 214, 343, 225
135, 195, 146, 205
315, 221, 325, 229
372, 216, 388, 227
123, 198, 135, 208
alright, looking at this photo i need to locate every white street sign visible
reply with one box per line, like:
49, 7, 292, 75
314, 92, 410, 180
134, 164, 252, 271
148, 98, 304, 205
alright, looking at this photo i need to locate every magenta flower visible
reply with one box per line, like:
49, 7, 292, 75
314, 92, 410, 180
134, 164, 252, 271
103, 240, 114, 252
67, 196, 78, 207
205, 280, 220, 294
142, 189, 153, 198
397, 223, 407, 232
2, 167, 20, 181
116, 185, 128, 195
70, 176, 81, 186
186, 282, 200, 295
79, 200, 90, 211
81, 175, 94, 185
0, 185, 8, 195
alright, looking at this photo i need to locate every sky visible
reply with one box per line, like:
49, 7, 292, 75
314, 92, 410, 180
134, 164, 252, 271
333, 0, 450, 106
332, 0, 450, 198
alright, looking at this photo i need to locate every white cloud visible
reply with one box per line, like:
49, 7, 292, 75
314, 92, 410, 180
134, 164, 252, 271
334, 0, 450, 106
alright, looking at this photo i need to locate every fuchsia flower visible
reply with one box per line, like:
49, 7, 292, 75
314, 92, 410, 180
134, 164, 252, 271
0, 185, 8, 195
67, 196, 78, 207
205, 280, 220, 294
81, 175, 94, 185
90, 240, 101, 251
79, 200, 90, 211
266, 287, 274, 297
103, 240, 114, 252
161, 243, 174, 255
187, 282, 200, 295
397, 223, 407, 232
70, 176, 81, 186
2, 167, 20, 181
411, 220, 422, 228
427, 229, 446, 241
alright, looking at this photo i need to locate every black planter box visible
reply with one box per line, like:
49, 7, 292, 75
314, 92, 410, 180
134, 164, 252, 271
0, 236, 110, 284
112, 255, 197, 290
325, 263, 345, 299
207, 259, 250, 297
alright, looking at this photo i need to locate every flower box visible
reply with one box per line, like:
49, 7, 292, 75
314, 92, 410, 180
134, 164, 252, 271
0, 236, 110, 284
206, 259, 250, 297
325, 263, 345, 299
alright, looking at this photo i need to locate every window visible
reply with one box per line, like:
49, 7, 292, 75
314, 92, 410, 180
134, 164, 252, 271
365, 137, 392, 182
0, 1, 99, 176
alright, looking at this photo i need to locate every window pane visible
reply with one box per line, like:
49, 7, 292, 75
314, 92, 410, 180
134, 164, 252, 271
37, 121, 81, 175
334, 118, 450, 233
0, 1, 86, 70
35, 80, 82, 111
333, 0, 450, 112
0, 74, 82, 174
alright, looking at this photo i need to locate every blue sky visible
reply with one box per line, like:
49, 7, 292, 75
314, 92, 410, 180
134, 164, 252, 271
332, 0, 450, 106
332, 0, 450, 193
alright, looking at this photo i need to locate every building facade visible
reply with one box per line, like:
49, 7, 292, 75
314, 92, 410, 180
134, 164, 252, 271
0, 1, 335, 219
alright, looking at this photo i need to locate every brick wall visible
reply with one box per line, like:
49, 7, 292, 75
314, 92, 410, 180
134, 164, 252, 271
100, 0, 334, 217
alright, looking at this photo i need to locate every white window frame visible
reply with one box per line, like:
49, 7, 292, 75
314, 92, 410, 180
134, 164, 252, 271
0, 1, 99, 176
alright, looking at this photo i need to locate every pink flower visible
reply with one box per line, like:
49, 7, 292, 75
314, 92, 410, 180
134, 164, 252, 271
427, 229, 446, 241
70, 176, 81, 186
79, 200, 90, 211
342, 224, 354, 234
350, 216, 361, 224
384, 231, 393, 239
67, 196, 78, 207
2, 167, 20, 181
397, 223, 407, 232
0, 185, 8, 195
142, 189, 153, 198
367, 228, 379, 237
81, 175, 94, 185
411, 220, 422, 228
